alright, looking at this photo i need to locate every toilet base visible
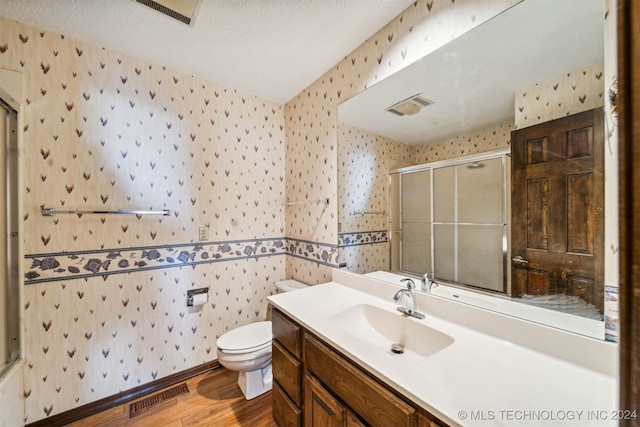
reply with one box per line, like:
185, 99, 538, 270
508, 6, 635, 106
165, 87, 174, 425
237, 361, 272, 400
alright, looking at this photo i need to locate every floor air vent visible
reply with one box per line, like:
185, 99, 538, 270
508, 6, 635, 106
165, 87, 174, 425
134, 0, 201, 26
129, 383, 189, 418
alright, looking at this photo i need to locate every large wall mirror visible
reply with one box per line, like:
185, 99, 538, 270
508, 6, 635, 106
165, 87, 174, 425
337, 0, 615, 340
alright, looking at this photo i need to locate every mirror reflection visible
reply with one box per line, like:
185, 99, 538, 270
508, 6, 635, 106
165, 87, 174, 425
337, 0, 613, 339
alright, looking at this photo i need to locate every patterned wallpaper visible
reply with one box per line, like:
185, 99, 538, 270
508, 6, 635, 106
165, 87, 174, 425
337, 123, 413, 274
414, 123, 513, 164
0, 15, 290, 422
515, 62, 605, 129
338, 123, 412, 233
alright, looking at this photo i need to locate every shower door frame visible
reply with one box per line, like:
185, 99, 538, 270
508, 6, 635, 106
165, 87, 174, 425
0, 95, 20, 378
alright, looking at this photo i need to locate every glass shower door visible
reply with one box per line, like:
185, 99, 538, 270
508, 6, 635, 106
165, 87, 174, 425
1, 99, 19, 377
400, 169, 431, 275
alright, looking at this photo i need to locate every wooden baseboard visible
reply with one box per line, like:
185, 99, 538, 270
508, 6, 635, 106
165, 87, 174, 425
26, 360, 220, 427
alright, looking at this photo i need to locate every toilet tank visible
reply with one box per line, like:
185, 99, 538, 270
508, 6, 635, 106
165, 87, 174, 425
275, 279, 308, 292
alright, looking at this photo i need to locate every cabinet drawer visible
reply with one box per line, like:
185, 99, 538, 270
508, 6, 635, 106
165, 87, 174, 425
272, 308, 301, 358
304, 333, 416, 427
273, 340, 302, 405
273, 381, 302, 427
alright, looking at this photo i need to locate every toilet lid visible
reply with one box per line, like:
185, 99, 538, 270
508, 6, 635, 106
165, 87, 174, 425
216, 321, 272, 353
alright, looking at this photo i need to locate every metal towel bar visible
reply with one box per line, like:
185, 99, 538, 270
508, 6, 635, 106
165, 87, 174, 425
351, 210, 387, 215
42, 208, 172, 217
284, 198, 329, 207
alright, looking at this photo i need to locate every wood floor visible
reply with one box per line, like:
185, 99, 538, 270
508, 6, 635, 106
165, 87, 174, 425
65, 367, 278, 427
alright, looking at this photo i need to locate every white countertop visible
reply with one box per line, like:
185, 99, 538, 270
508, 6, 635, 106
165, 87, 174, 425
268, 279, 618, 427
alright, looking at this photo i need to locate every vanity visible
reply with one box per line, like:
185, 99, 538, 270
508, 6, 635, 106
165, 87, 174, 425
271, 306, 441, 426
267, 269, 617, 427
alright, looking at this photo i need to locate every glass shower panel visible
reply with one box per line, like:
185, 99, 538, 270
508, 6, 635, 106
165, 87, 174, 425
457, 157, 503, 223
433, 224, 455, 282
402, 222, 431, 274
433, 166, 455, 222
457, 225, 505, 291
1, 101, 19, 377
401, 170, 430, 222
0, 106, 6, 367
401, 170, 431, 274
389, 173, 401, 271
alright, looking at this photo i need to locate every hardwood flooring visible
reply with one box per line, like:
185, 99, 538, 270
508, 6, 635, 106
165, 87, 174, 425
65, 367, 278, 427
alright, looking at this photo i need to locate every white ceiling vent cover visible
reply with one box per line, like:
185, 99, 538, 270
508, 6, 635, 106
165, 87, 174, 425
134, 0, 201, 26
386, 94, 433, 117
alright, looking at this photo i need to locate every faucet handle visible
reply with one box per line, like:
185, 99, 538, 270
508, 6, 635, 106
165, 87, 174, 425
400, 277, 415, 289
420, 272, 433, 290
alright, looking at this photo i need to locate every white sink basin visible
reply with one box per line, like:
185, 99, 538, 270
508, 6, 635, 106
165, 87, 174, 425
329, 303, 454, 362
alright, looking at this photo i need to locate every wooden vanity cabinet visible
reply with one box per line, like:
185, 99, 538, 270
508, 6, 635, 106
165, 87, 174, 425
271, 307, 447, 427
272, 309, 303, 426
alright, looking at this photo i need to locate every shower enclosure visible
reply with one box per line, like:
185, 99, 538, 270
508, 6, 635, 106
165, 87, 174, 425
0, 96, 19, 378
389, 151, 509, 294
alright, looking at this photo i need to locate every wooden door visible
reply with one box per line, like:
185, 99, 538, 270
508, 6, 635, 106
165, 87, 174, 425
511, 108, 604, 314
618, 0, 640, 420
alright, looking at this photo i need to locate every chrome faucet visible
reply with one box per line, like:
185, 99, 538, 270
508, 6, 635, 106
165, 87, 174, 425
393, 278, 425, 319
421, 272, 439, 294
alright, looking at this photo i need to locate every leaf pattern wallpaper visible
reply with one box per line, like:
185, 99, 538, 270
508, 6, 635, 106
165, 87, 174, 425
3, 0, 622, 422
1, 14, 291, 422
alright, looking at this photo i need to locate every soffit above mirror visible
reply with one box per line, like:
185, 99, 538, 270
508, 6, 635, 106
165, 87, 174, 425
338, 0, 604, 146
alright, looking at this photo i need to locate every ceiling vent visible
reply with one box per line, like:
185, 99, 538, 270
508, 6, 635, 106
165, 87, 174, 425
386, 94, 433, 117
134, 0, 201, 26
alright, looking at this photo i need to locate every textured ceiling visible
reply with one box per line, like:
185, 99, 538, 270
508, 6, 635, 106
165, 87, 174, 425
0, 0, 414, 104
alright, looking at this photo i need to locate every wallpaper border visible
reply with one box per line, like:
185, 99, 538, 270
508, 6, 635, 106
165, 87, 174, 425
24, 237, 339, 284
338, 230, 388, 248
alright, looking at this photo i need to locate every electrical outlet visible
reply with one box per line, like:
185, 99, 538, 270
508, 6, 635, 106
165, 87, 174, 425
198, 226, 209, 241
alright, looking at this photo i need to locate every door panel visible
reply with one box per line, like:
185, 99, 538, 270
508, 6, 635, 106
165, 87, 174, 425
526, 269, 550, 296
525, 177, 549, 250
511, 108, 604, 315
566, 172, 594, 254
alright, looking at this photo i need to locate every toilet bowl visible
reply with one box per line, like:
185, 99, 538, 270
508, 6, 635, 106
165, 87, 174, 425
216, 279, 307, 400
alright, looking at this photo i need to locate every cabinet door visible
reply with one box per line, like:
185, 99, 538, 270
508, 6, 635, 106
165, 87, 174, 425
346, 411, 366, 427
304, 374, 345, 427
304, 333, 416, 426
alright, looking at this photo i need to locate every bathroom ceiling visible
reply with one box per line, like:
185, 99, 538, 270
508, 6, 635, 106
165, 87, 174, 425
0, 0, 414, 104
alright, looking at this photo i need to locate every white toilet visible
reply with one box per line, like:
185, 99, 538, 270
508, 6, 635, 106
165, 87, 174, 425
216, 279, 308, 400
